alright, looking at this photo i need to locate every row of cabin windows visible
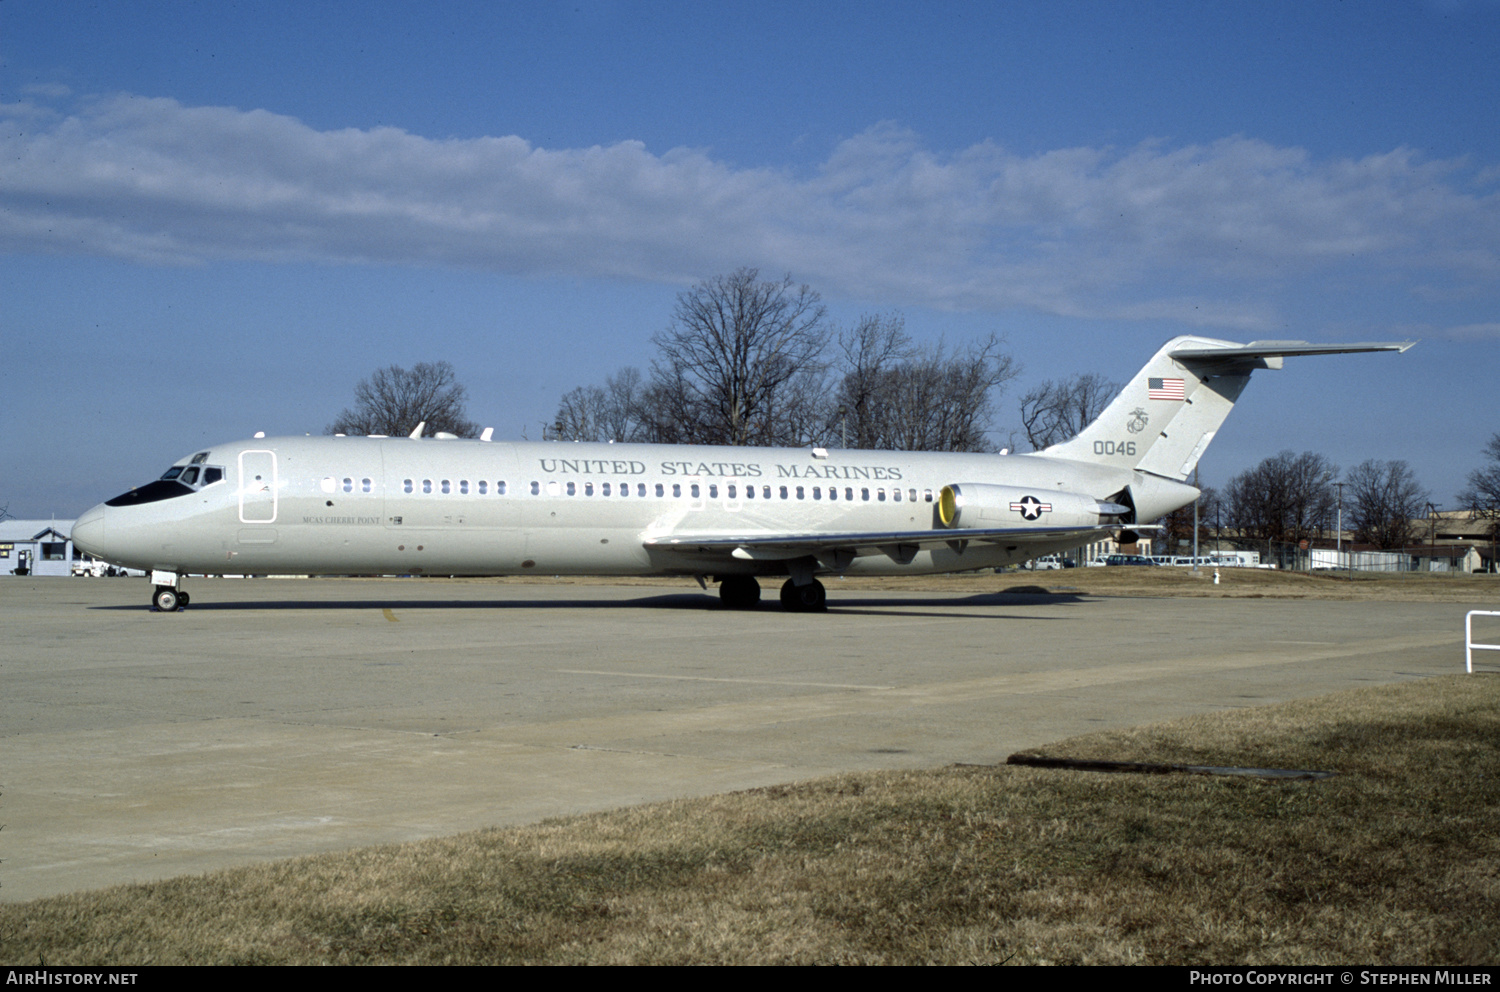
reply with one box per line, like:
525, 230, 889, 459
388, 478, 935, 503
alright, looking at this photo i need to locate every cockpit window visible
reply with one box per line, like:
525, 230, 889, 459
190, 452, 209, 465
106, 479, 194, 506
108, 461, 226, 506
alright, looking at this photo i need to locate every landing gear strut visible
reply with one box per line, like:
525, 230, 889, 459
779, 578, 827, 613
718, 575, 762, 610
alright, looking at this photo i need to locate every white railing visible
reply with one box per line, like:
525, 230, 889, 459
1466, 611, 1500, 673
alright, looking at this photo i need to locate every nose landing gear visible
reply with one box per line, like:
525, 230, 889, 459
150, 570, 187, 612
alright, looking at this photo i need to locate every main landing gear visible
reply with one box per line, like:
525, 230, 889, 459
717, 575, 828, 612
718, 575, 762, 610
778, 577, 827, 613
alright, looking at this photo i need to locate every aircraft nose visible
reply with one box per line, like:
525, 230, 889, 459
72, 504, 107, 556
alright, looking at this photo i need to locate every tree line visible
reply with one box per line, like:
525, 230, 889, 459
1156, 446, 1500, 552
322, 269, 1123, 455
552, 268, 1021, 452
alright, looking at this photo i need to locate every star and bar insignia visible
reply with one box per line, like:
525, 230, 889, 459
1010, 495, 1052, 520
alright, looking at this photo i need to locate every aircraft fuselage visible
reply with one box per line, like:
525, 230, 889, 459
73, 435, 1178, 579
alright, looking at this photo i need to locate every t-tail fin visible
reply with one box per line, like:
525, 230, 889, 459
1044, 336, 1415, 481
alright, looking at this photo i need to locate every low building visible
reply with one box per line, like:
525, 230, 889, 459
0, 519, 76, 577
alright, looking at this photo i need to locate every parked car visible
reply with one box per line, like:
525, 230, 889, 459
1104, 554, 1157, 566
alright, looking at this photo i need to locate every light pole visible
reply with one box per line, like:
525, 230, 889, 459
1336, 481, 1344, 567
1427, 502, 1438, 572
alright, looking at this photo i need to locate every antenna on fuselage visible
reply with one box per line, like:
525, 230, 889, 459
408, 422, 426, 439
480, 427, 494, 442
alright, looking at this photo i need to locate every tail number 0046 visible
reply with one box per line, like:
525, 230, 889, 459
1093, 440, 1137, 457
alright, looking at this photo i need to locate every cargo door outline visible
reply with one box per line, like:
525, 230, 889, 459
239, 450, 278, 523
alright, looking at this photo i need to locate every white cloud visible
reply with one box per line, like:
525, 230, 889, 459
2, 94, 1496, 328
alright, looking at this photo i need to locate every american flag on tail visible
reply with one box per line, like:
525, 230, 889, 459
1148, 377, 1186, 401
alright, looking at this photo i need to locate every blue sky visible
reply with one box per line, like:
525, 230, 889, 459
3, 0, 1497, 517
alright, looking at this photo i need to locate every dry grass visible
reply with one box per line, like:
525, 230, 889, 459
4, 675, 1498, 965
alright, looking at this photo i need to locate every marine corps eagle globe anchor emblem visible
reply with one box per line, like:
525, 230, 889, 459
1126, 407, 1150, 434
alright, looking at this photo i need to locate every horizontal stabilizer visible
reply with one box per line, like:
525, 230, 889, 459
1170, 340, 1415, 362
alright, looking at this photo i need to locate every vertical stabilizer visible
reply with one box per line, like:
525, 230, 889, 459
1044, 336, 1414, 481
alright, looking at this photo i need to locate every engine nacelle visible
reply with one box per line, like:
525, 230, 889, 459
938, 483, 1129, 529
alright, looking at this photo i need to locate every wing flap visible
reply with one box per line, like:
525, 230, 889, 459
645, 523, 1113, 562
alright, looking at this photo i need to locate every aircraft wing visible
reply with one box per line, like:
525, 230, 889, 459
644, 524, 1114, 566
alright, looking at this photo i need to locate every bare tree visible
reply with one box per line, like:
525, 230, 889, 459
832, 313, 914, 449
650, 268, 830, 447
328, 361, 480, 438
1224, 451, 1339, 545
1019, 373, 1122, 451
554, 367, 648, 442
1344, 460, 1430, 549
1458, 433, 1500, 539
554, 274, 1020, 453
831, 318, 1019, 452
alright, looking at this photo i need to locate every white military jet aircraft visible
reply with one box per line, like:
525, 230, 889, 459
72, 335, 1411, 612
